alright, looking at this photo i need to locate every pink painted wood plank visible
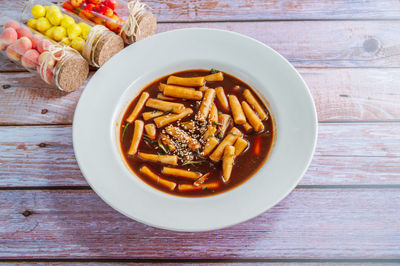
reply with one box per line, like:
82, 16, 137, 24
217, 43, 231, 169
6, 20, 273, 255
0, 189, 399, 259
1, 20, 400, 71
315, 123, 400, 157
305, 156, 400, 186
156, 21, 400, 68
1, 68, 400, 125
0, 72, 89, 125
2, 0, 400, 22
304, 69, 400, 122
0, 123, 399, 187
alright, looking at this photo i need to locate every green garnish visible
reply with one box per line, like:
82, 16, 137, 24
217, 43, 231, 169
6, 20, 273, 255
228, 132, 238, 136
218, 132, 223, 138
218, 111, 223, 115
152, 109, 158, 114
164, 109, 174, 115
210, 68, 218, 74
121, 123, 130, 141
182, 160, 205, 166
143, 136, 156, 144
157, 138, 169, 154
195, 149, 206, 160
213, 121, 223, 126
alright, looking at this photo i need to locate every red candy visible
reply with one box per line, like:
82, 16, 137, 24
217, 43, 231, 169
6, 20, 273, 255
61, 0, 123, 32
21, 49, 40, 68
16, 26, 33, 39
62, 1, 75, 11
37, 39, 52, 53
14, 37, 32, 56
88, 0, 101, 4
30, 34, 42, 49
0, 28, 18, 50
4, 20, 20, 30
71, 0, 84, 8
104, 0, 117, 10
100, 5, 114, 17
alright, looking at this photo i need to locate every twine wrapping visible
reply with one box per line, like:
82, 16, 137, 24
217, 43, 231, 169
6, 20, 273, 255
82, 25, 108, 65
120, 0, 149, 40
39, 44, 69, 84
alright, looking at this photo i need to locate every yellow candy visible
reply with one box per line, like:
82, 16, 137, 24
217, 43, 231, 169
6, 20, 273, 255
45, 26, 57, 38
61, 38, 71, 45
35, 17, 51, 32
52, 26, 67, 41
78, 22, 91, 40
61, 15, 75, 28
27, 18, 37, 29
47, 5, 61, 15
67, 24, 82, 39
47, 10, 63, 26
71, 37, 85, 52
31, 5, 46, 18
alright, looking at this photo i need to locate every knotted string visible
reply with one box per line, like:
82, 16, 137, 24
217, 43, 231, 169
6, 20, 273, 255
39, 44, 69, 84
82, 25, 108, 65
120, 0, 149, 40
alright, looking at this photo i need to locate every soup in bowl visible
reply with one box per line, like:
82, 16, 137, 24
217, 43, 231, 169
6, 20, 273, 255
119, 69, 274, 197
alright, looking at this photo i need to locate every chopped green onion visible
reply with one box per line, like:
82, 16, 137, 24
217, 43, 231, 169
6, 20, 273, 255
152, 109, 158, 114
213, 121, 223, 126
164, 109, 173, 115
210, 68, 218, 74
218, 111, 223, 115
195, 149, 206, 160
143, 136, 156, 144
157, 138, 169, 154
121, 123, 130, 141
218, 132, 223, 138
182, 160, 205, 166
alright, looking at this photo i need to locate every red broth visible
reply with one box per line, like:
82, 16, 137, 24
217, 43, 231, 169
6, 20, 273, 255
119, 69, 274, 197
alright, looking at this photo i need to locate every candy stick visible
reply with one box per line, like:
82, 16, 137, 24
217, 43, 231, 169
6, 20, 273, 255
61, 0, 157, 45
20, 0, 124, 67
0, 18, 88, 92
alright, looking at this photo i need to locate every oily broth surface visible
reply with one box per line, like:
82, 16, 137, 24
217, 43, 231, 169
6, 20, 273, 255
120, 70, 274, 197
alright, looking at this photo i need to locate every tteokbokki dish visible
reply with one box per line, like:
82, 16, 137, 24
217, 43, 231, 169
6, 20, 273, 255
119, 69, 274, 197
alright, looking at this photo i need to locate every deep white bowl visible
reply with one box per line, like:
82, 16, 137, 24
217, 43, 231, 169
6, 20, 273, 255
73, 28, 317, 232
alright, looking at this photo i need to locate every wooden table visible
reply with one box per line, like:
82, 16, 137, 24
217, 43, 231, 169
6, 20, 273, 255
1, 0, 400, 263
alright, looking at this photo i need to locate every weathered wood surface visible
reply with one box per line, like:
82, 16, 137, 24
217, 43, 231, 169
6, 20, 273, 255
0, 123, 399, 187
2, 0, 400, 22
2, 20, 400, 72
2, 67, 400, 125
1, 0, 399, 262
158, 21, 400, 68
0, 189, 399, 259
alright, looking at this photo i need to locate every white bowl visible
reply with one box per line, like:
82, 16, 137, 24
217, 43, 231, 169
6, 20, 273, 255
73, 28, 317, 232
